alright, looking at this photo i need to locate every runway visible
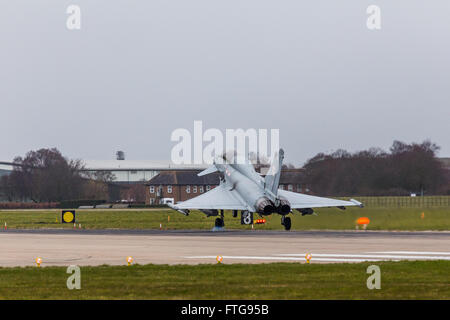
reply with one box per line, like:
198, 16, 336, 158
0, 229, 449, 266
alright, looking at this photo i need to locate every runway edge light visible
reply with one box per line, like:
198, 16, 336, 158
305, 253, 312, 264
127, 256, 134, 266
35, 257, 42, 267
216, 255, 223, 264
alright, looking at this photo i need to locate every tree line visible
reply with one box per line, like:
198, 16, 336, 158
0, 148, 112, 202
302, 140, 449, 196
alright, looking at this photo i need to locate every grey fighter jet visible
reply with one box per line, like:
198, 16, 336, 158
168, 149, 363, 231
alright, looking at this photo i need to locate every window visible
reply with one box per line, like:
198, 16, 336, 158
149, 198, 155, 204
279, 184, 284, 190
186, 185, 191, 193
167, 185, 172, 193
297, 184, 302, 192
199, 186, 204, 193
206, 185, 211, 191
288, 184, 293, 191
149, 186, 155, 193
193, 186, 197, 193
130, 170, 137, 175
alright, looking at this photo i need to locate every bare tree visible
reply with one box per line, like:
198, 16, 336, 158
303, 140, 447, 196
4, 148, 85, 202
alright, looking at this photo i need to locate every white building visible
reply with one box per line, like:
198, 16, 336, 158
81, 160, 207, 184
0, 162, 13, 177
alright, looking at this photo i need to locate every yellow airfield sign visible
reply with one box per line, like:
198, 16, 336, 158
61, 210, 76, 223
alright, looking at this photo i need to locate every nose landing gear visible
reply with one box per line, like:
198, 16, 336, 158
281, 216, 291, 231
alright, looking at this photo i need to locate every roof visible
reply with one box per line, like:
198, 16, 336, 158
0, 163, 14, 175
147, 170, 220, 185
147, 168, 305, 186
81, 160, 208, 171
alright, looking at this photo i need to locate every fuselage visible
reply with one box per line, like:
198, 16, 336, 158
216, 162, 290, 215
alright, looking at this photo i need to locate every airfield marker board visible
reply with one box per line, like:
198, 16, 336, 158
241, 211, 253, 225
61, 210, 76, 224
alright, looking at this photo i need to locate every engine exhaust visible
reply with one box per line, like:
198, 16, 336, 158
255, 197, 275, 215
276, 197, 291, 215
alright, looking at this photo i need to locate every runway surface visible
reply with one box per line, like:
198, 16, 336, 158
0, 229, 449, 266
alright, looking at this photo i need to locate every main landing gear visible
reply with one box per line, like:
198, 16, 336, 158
281, 216, 291, 231
215, 209, 225, 228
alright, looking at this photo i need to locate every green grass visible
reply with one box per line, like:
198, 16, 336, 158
343, 196, 450, 208
0, 261, 448, 299
0, 207, 449, 231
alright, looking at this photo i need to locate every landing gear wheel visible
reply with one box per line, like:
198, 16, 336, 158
215, 218, 224, 228
281, 216, 291, 231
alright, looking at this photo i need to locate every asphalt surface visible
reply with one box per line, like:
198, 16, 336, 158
1, 229, 449, 266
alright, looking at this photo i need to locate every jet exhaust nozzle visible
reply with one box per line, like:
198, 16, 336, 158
277, 197, 291, 215
255, 197, 275, 215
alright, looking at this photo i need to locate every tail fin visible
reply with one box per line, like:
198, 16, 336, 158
264, 149, 284, 195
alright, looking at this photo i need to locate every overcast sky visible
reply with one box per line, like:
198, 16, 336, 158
1, 1, 449, 166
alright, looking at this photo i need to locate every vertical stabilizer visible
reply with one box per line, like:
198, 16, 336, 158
264, 149, 284, 195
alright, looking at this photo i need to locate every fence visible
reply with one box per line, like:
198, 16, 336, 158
338, 196, 450, 208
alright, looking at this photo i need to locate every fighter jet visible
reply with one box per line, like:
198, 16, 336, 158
168, 149, 363, 231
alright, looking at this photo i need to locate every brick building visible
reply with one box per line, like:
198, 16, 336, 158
146, 168, 307, 205
146, 170, 220, 204
278, 169, 308, 193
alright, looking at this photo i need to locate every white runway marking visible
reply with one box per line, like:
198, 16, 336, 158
185, 251, 450, 263
276, 253, 450, 260
368, 251, 450, 255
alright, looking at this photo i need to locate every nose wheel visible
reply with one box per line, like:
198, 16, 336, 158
281, 216, 291, 231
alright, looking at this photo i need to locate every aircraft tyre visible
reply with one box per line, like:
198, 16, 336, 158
282, 216, 291, 231
215, 218, 224, 228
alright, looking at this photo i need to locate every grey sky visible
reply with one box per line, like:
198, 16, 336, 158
1, 0, 449, 166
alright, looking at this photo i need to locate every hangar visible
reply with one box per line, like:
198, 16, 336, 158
0, 162, 14, 201
80, 160, 206, 184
